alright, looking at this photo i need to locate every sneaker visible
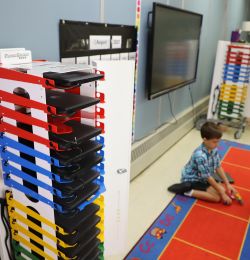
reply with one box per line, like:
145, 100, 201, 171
168, 182, 192, 194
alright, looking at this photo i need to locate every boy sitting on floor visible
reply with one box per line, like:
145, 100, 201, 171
168, 122, 236, 205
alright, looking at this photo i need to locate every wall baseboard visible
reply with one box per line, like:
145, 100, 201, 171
130, 96, 209, 180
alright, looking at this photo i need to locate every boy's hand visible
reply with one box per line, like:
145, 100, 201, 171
225, 184, 236, 196
221, 193, 232, 205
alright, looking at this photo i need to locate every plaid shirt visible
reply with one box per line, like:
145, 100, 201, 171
181, 143, 221, 183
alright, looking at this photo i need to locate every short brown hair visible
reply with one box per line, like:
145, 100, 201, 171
200, 122, 222, 139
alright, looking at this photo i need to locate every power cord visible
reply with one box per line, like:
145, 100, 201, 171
168, 92, 177, 123
188, 85, 196, 124
0, 198, 14, 260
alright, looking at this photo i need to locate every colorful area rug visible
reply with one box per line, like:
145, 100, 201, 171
125, 140, 250, 260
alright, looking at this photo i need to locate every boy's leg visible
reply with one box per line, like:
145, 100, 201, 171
185, 182, 226, 203
191, 188, 221, 203
207, 185, 224, 197
190, 184, 227, 202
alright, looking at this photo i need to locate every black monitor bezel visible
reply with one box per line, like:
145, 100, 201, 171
148, 3, 203, 100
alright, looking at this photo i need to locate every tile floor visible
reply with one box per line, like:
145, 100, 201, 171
121, 126, 250, 260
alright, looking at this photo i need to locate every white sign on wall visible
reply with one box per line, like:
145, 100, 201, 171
89, 35, 111, 50
111, 36, 122, 49
76, 56, 89, 65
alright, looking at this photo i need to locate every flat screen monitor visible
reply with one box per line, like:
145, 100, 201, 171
148, 3, 203, 99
